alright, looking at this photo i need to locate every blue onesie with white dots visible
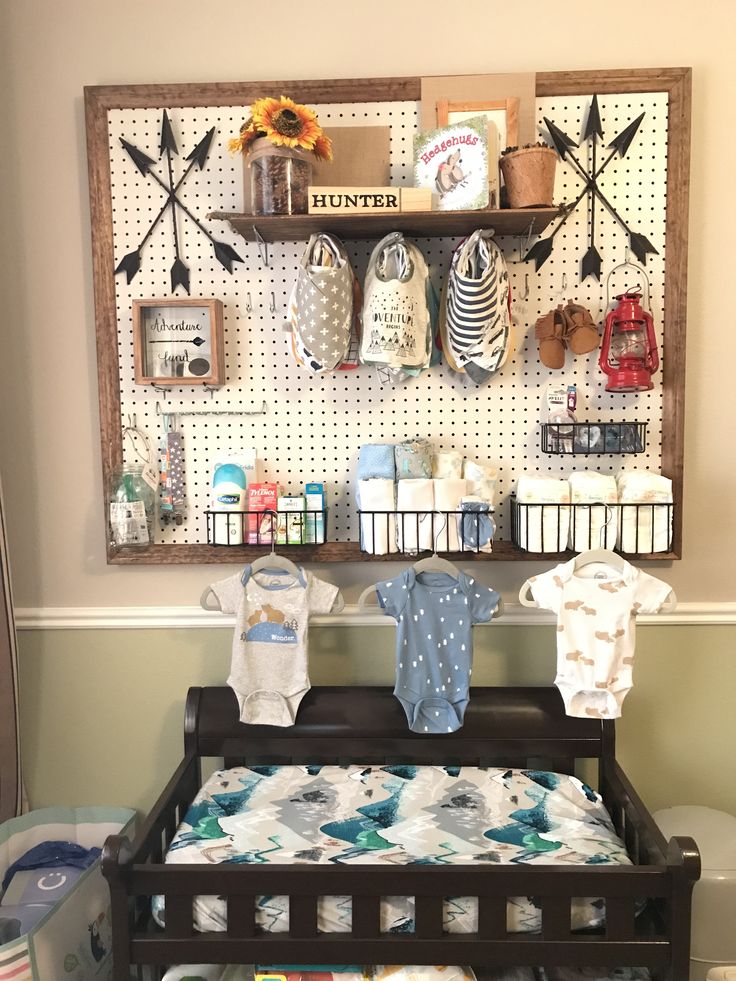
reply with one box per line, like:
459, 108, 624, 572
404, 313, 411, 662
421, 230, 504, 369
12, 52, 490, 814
376, 568, 500, 733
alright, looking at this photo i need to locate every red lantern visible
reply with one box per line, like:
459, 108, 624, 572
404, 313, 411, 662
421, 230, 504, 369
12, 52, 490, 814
599, 289, 659, 392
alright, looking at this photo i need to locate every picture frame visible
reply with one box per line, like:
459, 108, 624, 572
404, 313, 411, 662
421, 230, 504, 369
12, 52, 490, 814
436, 99, 519, 208
132, 298, 224, 387
436, 98, 520, 151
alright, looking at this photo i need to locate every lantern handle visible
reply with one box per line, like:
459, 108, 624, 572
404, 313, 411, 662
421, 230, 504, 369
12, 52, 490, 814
605, 253, 651, 311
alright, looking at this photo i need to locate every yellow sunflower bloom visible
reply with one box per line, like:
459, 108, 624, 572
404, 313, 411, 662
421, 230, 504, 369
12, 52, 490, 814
251, 95, 321, 151
312, 133, 334, 162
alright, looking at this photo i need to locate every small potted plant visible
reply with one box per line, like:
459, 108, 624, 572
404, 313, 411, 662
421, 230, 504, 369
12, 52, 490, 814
500, 141, 557, 209
229, 96, 333, 216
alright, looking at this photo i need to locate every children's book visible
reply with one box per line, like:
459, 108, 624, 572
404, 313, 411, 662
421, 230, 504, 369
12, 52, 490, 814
413, 117, 489, 211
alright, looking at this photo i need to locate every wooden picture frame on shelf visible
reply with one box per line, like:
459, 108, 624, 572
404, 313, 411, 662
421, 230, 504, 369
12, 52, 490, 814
436, 97, 520, 150
436, 98, 520, 207
132, 298, 224, 387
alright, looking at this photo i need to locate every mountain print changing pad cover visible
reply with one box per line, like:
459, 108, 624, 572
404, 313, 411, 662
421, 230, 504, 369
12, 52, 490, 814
151, 764, 632, 934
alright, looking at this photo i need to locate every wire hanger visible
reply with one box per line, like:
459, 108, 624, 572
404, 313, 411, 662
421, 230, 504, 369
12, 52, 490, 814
412, 512, 461, 576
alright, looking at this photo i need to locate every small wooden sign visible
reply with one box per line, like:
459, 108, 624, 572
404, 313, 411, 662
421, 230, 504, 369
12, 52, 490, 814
400, 187, 436, 212
308, 186, 401, 215
132, 298, 224, 386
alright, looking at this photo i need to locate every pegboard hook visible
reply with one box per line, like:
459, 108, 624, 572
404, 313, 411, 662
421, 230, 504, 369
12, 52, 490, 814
270, 292, 277, 314
522, 273, 530, 301
518, 218, 536, 260
252, 226, 270, 267
245, 292, 253, 314
151, 384, 169, 399
561, 272, 568, 292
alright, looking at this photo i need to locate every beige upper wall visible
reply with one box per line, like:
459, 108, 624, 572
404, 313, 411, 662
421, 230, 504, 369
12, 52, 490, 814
0, 0, 734, 608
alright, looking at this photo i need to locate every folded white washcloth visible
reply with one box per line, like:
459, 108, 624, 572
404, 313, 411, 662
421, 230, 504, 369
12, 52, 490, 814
433, 477, 468, 551
432, 450, 464, 479
358, 478, 397, 555
396, 478, 435, 554
516, 475, 570, 552
569, 471, 618, 551
463, 459, 499, 506
617, 471, 673, 553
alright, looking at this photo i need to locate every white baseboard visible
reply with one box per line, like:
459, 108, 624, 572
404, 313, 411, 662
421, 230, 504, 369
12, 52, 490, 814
13, 602, 736, 630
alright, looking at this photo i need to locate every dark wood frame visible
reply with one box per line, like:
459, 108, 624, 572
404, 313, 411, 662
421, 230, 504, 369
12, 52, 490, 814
102, 685, 699, 981
85, 68, 691, 565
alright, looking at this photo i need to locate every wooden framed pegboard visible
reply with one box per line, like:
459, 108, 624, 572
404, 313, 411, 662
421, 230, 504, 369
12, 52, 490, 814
84, 68, 691, 565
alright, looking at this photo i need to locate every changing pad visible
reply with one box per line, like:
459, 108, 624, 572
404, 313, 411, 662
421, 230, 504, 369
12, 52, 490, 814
151, 764, 632, 934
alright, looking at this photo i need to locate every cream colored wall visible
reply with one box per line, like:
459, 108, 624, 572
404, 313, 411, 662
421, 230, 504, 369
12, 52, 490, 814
1, 0, 736, 816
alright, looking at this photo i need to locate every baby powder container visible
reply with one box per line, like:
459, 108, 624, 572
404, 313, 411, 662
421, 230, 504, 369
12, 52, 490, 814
210, 462, 248, 545
653, 805, 736, 981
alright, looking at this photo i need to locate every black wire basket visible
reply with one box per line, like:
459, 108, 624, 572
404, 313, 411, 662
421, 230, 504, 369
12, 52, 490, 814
358, 509, 495, 555
206, 509, 328, 547
511, 498, 674, 554
541, 421, 647, 455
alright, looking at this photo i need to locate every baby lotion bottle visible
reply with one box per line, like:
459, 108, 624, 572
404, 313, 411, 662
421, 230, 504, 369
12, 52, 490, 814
210, 461, 248, 545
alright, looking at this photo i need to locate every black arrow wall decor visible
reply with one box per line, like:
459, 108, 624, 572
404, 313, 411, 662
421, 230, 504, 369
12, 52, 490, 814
115, 112, 242, 293
525, 96, 658, 281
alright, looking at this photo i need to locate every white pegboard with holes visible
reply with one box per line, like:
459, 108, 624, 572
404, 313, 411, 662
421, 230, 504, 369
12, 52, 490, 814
109, 93, 667, 549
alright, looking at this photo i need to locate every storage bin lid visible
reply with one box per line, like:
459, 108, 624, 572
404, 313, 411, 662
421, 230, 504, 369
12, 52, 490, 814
653, 805, 736, 870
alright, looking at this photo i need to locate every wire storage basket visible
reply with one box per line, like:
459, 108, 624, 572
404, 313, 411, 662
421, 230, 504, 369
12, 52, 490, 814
358, 509, 495, 556
541, 421, 648, 455
206, 509, 328, 547
511, 498, 674, 555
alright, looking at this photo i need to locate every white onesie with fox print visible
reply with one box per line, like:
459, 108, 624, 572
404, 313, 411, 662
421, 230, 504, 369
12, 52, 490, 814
528, 557, 672, 719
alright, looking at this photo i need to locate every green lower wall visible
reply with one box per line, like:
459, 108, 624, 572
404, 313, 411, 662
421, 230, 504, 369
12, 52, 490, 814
16, 624, 736, 819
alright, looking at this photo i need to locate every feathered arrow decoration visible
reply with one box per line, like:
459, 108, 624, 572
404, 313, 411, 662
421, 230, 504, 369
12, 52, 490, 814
525, 99, 658, 279
115, 113, 242, 290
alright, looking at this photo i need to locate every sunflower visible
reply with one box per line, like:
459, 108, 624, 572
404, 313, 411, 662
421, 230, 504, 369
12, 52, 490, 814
312, 133, 334, 162
249, 95, 322, 151
227, 119, 260, 155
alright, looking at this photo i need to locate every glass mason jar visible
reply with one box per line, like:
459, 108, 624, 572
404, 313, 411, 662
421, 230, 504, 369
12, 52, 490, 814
109, 464, 156, 548
248, 137, 313, 216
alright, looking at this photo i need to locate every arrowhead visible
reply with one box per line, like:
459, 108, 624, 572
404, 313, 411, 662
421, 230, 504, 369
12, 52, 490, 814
524, 237, 554, 271
114, 249, 141, 283
581, 245, 603, 282
159, 110, 179, 156
213, 240, 244, 273
543, 116, 579, 159
170, 257, 190, 294
582, 95, 603, 143
608, 112, 646, 157
120, 138, 157, 176
186, 127, 216, 169
629, 231, 659, 264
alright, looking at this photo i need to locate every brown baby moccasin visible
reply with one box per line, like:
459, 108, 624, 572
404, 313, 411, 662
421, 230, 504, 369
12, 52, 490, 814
563, 299, 600, 355
535, 306, 566, 369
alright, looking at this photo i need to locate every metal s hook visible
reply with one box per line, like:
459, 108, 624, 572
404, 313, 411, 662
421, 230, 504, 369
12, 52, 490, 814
561, 271, 568, 292
270, 292, 277, 314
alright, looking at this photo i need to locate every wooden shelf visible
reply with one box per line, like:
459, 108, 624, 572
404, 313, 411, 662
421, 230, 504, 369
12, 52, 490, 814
208, 207, 560, 244
108, 540, 678, 565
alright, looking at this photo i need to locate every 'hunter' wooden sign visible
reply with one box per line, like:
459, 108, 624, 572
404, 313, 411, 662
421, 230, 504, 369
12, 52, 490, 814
308, 186, 401, 215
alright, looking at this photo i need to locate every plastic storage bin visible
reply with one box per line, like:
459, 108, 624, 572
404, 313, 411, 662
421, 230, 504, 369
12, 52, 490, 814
653, 806, 736, 981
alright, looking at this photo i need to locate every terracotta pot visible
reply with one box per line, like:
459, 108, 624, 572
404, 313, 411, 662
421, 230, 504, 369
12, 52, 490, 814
500, 146, 557, 208
245, 137, 313, 216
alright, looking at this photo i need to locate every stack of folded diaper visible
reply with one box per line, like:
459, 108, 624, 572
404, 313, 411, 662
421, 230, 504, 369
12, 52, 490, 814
515, 475, 571, 552
617, 471, 673, 553
356, 443, 397, 554
357, 440, 497, 554
569, 471, 618, 551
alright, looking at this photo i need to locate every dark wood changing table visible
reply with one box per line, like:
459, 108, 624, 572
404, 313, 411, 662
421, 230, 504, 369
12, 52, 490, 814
102, 686, 699, 980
